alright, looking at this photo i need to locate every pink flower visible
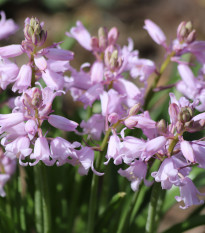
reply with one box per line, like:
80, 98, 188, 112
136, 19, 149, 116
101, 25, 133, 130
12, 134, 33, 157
48, 114, 78, 132
0, 11, 19, 40
12, 64, 32, 93
118, 160, 152, 191
175, 177, 205, 209
66, 21, 92, 51
144, 19, 167, 46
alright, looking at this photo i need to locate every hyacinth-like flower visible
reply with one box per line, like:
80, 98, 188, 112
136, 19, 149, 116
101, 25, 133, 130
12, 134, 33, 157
65, 21, 156, 140
144, 19, 205, 64
0, 17, 74, 92
105, 93, 205, 209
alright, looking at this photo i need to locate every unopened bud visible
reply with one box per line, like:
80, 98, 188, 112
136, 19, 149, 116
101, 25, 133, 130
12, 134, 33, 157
124, 116, 138, 128
178, 107, 193, 123
24, 17, 47, 46
169, 103, 180, 124
157, 119, 167, 134
108, 113, 119, 124
177, 21, 195, 43
186, 29, 196, 44
98, 27, 108, 50
110, 50, 118, 69
31, 88, 42, 108
129, 103, 141, 116
176, 121, 184, 133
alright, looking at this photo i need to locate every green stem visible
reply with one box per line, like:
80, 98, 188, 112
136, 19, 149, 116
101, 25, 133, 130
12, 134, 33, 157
145, 182, 162, 233
87, 128, 112, 233
117, 189, 140, 233
144, 51, 175, 110
40, 164, 52, 233
34, 165, 43, 233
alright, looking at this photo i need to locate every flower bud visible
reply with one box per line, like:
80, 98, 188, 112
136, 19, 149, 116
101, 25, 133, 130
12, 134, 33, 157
108, 113, 119, 124
124, 116, 138, 128
169, 103, 180, 124
31, 88, 42, 108
157, 119, 167, 134
129, 103, 141, 116
177, 21, 195, 44
98, 27, 108, 50
178, 107, 193, 123
24, 17, 47, 47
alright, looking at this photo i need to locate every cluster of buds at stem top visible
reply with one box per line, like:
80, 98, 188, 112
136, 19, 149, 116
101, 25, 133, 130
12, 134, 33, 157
23, 17, 47, 49
104, 48, 123, 72
177, 21, 196, 44
91, 26, 119, 54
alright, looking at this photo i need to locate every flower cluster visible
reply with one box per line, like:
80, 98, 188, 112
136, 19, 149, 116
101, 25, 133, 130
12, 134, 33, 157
0, 12, 205, 210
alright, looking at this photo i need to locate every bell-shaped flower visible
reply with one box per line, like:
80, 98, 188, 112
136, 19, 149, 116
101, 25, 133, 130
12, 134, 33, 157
0, 44, 23, 58
106, 132, 122, 165
142, 136, 167, 161
152, 156, 190, 189
191, 141, 205, 169
48, 114, 78, 132
50, 137, 80, 166
12, 64, 32, 93
0, 58, 19, 89
0, 112, 25, 134
118, 160, 152, 191
90, 61, 104, 84
42, 68, 64, 90
180, 140, 195, 163
175, 177, 205, 209
25, 119, 38, 140
42, 47, 74, 61
30, 137, 52, 166
68, 146, 103, 176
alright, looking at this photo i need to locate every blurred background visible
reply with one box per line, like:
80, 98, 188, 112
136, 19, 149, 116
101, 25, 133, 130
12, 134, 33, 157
1, 0, 205, 232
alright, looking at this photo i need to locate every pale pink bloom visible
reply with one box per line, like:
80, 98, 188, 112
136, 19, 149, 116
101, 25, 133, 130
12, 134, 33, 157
118, 160, 151, 191
42, 48, 74, 61
0, 44, 23, 58
0, 113, 24, 134
68, 146, 103, 176
50, 137, 80, 166
142, 136, 167, 161
152, 156, 190, 189
0, 11, 19, 40
120, 136, 145, 164
191, 141, 205, 169
47, 60, 70, 73
30, 137, 52, 166
90, 61, 104, 84
12, 64, 32, 93
0, 58, 19, 89
48, 114, 78, 132
80, 114, 105, 140
180, 140, 195, 163
66, 21, 92, 51
175, 177, 205, 209
144, 19, 167, 46
25, 120, 38, 140
106, 132, 122, 165
42, 68, 64, 90
108, 113, 119, 125
4, 136, 32, 162
34, 55, 47, 71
